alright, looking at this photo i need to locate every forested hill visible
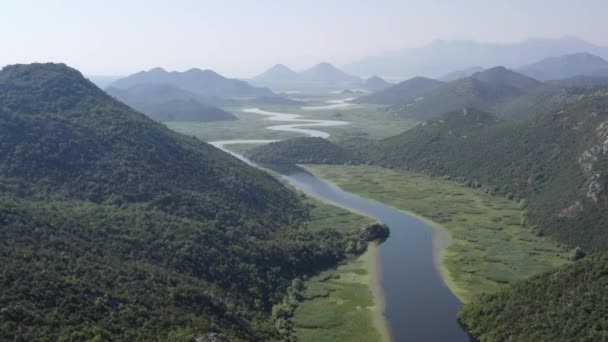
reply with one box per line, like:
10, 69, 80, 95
387, 67, 543, 120
459, 255, 608, 341
362, 88, 608, 253
0, 63, 365, 340
247, 89, 608, 253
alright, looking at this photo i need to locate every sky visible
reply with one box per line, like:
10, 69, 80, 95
1, 0, 607, 77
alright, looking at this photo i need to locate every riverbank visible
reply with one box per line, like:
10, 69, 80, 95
303, 164, 572, 303
299, 197, 390, 341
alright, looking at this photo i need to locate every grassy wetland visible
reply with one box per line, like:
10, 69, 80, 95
303, 165, 572, 303
299, 195, 387, 341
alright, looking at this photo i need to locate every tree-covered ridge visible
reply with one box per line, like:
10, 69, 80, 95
387, 67, 543, 120
245, 88, 608, 254
362, 88, 608, 253
246, 137, 362, 165
458, 255, 608, 341
0, 63, 368, 340
0, 63, 302, 225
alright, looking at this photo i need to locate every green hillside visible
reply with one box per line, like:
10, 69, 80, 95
0, 63, 365, 340
363, 89, 608, 253
389, 67, 542, 120
353, 76, 444, 104
459, 255, 608, 341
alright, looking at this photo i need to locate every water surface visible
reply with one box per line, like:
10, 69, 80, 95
210, 96, 469, 341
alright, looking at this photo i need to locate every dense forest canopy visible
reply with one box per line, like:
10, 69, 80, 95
0, 63, 367, 340
458, 255, 608, 341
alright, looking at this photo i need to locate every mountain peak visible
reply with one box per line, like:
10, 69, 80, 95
253, 64, 300, 82
301, 62, 360, 83
0, 63, 105, 115
148, 67, 167, 73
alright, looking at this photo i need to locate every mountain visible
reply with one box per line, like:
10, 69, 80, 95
361, 88, 608, 253
246, 88, 608, 252
517, 52, 608, 80
131, 98, 236, 122
0, 63, 364, 340
253, 64, 302, 82
300, 62, 361, 84
353, 76, 444, 104
459, 255, 608, 341
345, 36, 608, 79
105, 83, 236, 122
438, 66, 485, 82
363, 76, 393, 91
110, 67, 275, 98
389, 67, 542, 120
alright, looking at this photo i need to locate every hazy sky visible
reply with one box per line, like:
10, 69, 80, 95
1, 0, 607, 77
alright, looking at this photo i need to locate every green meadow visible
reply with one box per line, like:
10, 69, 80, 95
166, 101, 418, 143
294, 193, 386, 341
304, 165, 572, 303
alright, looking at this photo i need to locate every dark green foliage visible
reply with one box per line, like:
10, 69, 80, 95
458, 256, 608, 341
245, 137, 362, 165
360, 89, 608, 253
0, 63, 365, 340
359, 223, 390, 242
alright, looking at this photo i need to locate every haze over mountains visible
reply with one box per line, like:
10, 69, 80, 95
111, 67, 275, 98
517, 52, 608, 81
105, 67, 305, 122
358, 67, 543, 120
253, 62, 361, 84
345, 36, 608, 79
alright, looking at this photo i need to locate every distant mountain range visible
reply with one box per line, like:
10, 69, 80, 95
252, 63, 396, 92
355, 52, 608, 121
357, 67, 543, 120
106, 83, 237, 122
344, 36, 608, 79
517, 52, 608, 81
252, 62, 364, 86
299, 62, 361, 83
110, 67, 274, 99
106, 67, 305, 121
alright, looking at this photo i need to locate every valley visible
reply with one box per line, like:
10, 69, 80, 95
167, 86, 579, 340
4, 3, 608, 341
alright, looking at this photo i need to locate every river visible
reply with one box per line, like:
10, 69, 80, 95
210, 97, 469, 341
